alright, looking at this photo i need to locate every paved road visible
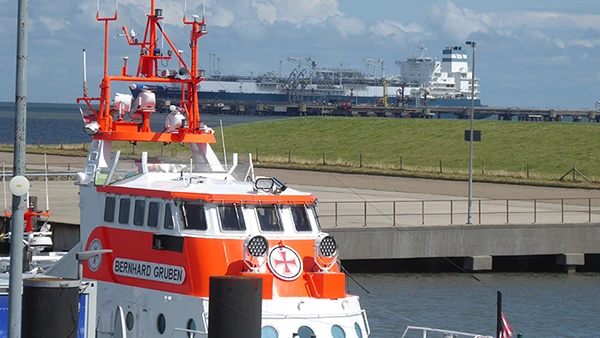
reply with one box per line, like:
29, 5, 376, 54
1, 153, 599, 227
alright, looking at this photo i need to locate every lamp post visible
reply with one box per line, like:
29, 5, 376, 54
466, 40, 476, 225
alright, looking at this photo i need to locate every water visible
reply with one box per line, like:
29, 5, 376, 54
353, 273, 600, 337
0, 102, 287, 145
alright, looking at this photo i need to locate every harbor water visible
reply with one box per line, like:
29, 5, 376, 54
0, 102, 287, 145
356, 272, 600, 338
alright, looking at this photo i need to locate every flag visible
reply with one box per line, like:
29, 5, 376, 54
499, 313, 513, 338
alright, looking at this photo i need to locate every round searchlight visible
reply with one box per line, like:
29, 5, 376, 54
317, 235, 338, 258
245, 235, 269, 258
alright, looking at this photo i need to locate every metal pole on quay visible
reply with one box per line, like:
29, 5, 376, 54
466, 40, 476, 225
8, 0, 29, 336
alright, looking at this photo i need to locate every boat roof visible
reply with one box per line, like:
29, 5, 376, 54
96, 172, 316, 204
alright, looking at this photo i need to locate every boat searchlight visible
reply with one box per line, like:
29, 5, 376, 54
254, 177, 287, 194
243, 235, 269, 272
314, 234, 339, 272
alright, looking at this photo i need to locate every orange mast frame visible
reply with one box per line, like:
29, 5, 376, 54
77, 0, 215, 144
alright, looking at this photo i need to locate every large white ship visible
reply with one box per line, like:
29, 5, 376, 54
130, 44, 482, 109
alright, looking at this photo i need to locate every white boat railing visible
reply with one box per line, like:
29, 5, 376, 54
400, 326, 492, 338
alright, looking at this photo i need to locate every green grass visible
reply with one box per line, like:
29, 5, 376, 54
1, 116, 599, 187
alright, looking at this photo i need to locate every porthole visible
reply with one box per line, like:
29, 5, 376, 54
297, 326, 314, 338
186, 318, 196, 338
261, 326, 278, 338
331, 324, 346, 338
157, 313, 166, 334
354, 323, 363, 338
125, 311, 134, 331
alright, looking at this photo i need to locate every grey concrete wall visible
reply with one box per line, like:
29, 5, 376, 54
327, 223, 600, 260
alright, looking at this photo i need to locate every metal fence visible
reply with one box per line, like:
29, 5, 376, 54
318, 198, 600, 228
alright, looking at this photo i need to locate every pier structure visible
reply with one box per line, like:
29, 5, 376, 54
197, 100, 600, 122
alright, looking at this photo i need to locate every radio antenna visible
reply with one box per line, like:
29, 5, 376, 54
2, 163, 6, 214
44, 154, 49, 212
220, 119, 228, 170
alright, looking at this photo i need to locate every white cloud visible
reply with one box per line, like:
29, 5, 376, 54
252, 0, 277, 24
330, 15, 365, 38
427, 0, 600, 48
368, 20, 425, 44
38, 16, 70, 33
427, 1, 488, 40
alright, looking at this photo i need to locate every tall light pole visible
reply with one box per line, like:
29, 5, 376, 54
466, 41, 476, 225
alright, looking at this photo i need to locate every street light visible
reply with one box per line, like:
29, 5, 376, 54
466, 40, 476, 224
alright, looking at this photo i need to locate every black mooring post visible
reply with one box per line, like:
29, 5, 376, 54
208, 276, 262, 338
496, 290, 502, 338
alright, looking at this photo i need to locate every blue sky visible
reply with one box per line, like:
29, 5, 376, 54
1, 0, 600, 109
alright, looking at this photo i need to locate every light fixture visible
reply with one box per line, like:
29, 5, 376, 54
243, 235, 269, 272
313, 234, 339, 272
254, 177, 274, 192
83, 121, 101, 136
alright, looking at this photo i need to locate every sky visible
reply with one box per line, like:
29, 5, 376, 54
1, 0, 600, 109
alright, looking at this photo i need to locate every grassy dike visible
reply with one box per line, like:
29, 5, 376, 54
0, 116, 598, 187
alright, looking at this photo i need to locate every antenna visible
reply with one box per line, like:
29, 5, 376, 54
203, 0, 206, 19
184, 0, 187, 19
220, 119, 228, 170
44, 154, 49, 212
2, 163, 6, 214
83, 49, 88, 96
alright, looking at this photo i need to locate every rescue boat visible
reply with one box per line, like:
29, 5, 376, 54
70, 1, 370, 337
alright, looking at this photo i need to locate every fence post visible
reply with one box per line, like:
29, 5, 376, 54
363, 202, 367, 227
527, 164, 530, 179
334, 202, 338, 228
421, 201, 425, 225
478, 200, 482, 224
400, 156, 403, 170
439, 159, 442, 173
256, 148, 258, 162
561, 199, 564, 223
67, 163, 70, 171
288, 150, 291, 163
322, 152, 326, 165
534, 199, 537, 223
506, 200, 509, 223
392, 201, 396, 226
482, 161, 485, 175
359, 154, 362, 168
37, 138, 40, 148
60, 138, 63, 150
450, 200, 453, 224
589, 198, 592, 223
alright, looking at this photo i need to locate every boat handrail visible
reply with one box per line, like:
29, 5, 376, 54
400, 326, 493, 338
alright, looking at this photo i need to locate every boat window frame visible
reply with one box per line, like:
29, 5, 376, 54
180, 200, 208, 231
217, 204, 247, 232
255, 204, 284, 233
289, 205, 312, 232
133, 199, 146, 226
164, 202, 175, 230
118, 196, 132, 225
147, 201, 161, 228
308, 204, 322, 231
103, 195, 116, 223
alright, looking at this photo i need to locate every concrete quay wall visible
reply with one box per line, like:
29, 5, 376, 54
328, 222, 600, 272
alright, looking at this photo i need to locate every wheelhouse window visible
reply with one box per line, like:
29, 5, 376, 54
164, 203, 174, 229
256, 205, 282, 232
148, 201, 160, 228
133, 200, 145, 226
181, 201, 207, 230
290, 206, 311, 232
104, 196, 116, 223
118, 197, 131, 224
218, 205, 246, 231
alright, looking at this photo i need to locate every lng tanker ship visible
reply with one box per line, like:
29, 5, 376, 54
129, 44, 482, 110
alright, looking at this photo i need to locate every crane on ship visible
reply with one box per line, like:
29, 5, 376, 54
363, 58, 386, 78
